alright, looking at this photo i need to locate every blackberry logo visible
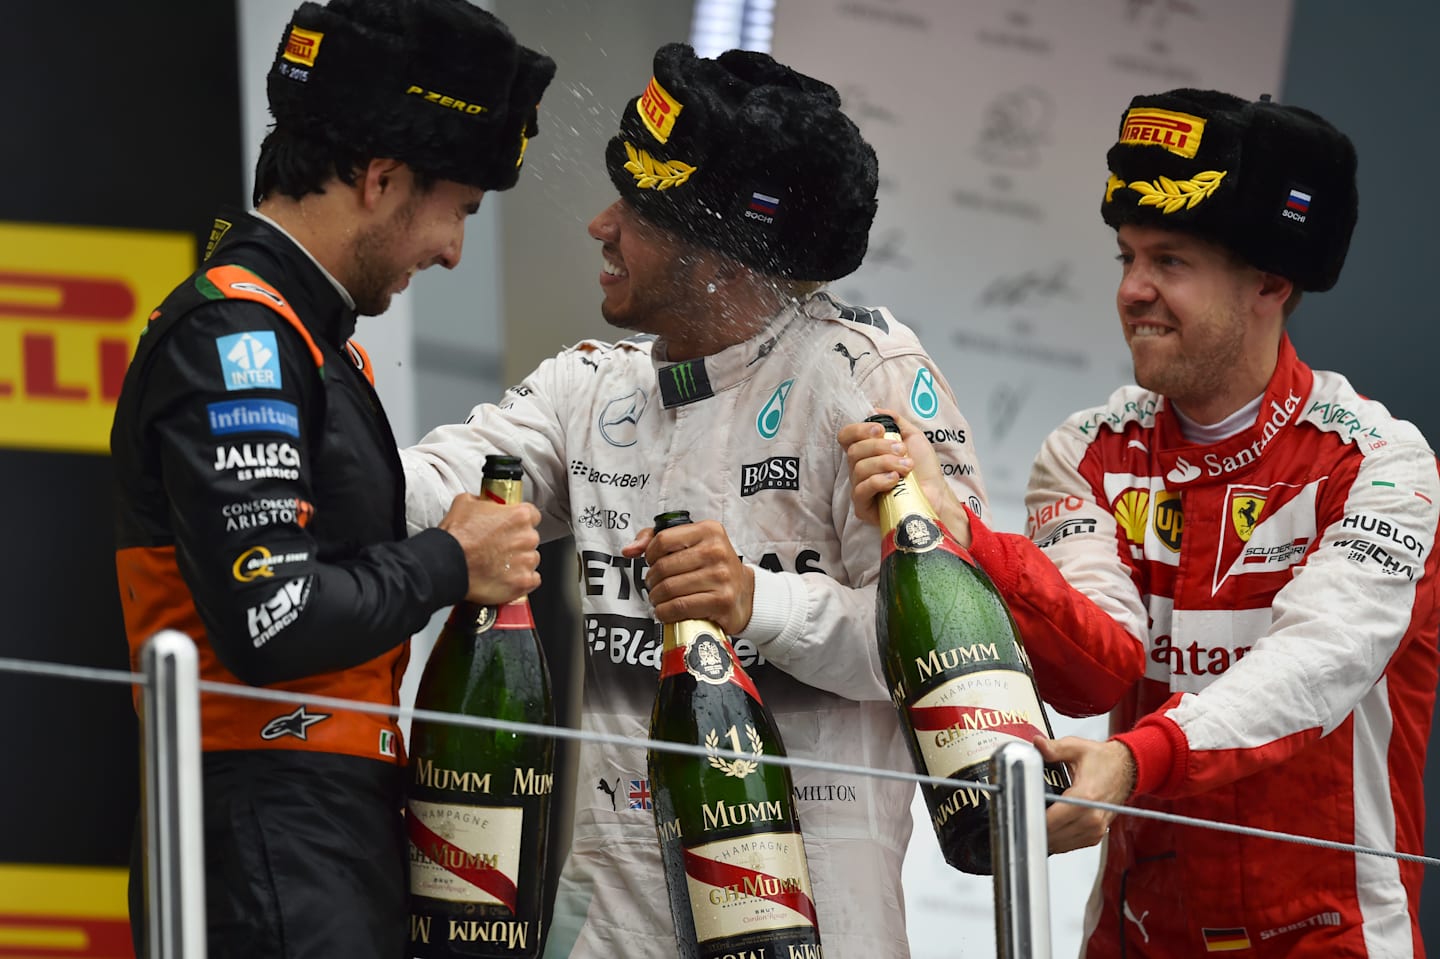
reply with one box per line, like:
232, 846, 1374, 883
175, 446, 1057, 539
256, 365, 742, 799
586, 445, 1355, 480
569, 459, 650, 489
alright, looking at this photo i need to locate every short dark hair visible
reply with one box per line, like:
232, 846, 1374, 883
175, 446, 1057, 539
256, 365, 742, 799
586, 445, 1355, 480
251, 127, 435, 205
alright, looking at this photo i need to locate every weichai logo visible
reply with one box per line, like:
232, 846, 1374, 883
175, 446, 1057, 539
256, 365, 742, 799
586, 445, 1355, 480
0, 221, 192, 453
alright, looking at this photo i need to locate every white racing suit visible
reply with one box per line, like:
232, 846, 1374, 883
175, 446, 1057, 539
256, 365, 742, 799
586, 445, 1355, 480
403, 292, 989, 958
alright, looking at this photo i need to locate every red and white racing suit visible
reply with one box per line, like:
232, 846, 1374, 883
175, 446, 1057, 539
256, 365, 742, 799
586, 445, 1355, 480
968, 335, 1439, 957
404, 293, 988, 958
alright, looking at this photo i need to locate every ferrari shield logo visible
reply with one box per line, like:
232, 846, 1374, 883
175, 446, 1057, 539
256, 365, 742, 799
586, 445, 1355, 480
1230, 493, 1267, 542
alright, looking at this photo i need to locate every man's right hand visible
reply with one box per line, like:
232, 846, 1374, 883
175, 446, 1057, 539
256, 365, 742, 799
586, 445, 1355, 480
438, 493, 541, 605
838, 409, 971, 545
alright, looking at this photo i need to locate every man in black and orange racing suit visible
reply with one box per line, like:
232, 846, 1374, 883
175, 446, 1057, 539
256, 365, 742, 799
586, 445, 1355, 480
108, 3, 553, 957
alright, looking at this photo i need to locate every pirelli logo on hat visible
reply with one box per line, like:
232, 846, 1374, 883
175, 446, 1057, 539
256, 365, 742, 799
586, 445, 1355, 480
283, 26, 323, 67
1120, 107, 1206, 159
637, 75, 683, 144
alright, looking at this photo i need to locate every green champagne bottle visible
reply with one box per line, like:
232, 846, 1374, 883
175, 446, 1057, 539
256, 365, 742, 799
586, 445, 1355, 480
867, 414, 1070, 875
646, 510, 823, 959
406, 455, 554, 958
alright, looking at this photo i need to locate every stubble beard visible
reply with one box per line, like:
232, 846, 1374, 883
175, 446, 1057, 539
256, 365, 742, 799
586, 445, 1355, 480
348, 197, 418, 316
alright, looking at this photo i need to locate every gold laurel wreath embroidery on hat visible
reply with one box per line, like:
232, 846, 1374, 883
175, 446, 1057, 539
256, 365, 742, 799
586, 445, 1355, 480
1107, 170, 1227, 213
623, 141, 696, 190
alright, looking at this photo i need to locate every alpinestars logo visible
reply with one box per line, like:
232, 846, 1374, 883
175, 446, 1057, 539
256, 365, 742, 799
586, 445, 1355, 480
260, 705, 330, 741
741, 456, 800, 496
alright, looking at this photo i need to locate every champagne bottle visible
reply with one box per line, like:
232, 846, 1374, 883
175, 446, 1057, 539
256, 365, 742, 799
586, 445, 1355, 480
646, 510, 823, 959
407, 454, 554, 958
868, 414, 1071, 875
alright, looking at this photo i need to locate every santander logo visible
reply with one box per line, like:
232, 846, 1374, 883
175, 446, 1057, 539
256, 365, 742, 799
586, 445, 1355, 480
1166, 391, 1302, 485
1166, 457, 1202, 484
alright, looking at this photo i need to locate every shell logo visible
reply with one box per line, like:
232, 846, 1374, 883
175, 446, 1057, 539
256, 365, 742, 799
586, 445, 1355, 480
1111, 488, 1150, 545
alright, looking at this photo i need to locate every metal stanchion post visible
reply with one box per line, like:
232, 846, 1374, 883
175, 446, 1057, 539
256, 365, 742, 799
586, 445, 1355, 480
141, 630, 207, 959
991, 741, 1052, 959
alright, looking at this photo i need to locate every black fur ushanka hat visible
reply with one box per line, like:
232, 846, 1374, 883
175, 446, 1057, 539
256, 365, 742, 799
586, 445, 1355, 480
1101, 88, 1358, 292
266, 0, 555, 191
605, 43, 878, 282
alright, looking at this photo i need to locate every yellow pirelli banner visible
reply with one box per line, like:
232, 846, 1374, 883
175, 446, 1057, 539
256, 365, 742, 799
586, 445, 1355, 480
0, 863, 131, 957
0, 222, 192, 454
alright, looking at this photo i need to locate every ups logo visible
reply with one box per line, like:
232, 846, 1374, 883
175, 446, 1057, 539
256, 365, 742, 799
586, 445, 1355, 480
1153, 490, 1183, 551
0, 221, 192, 453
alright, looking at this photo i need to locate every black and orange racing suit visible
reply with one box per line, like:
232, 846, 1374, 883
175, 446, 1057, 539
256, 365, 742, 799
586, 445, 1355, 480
110, 212, 467, 959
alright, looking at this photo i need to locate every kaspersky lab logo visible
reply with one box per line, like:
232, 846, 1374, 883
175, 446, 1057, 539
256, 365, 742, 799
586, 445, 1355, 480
756, 379, 794, 439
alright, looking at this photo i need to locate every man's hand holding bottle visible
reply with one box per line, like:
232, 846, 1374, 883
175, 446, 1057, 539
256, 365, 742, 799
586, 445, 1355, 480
839, 408, 972, 547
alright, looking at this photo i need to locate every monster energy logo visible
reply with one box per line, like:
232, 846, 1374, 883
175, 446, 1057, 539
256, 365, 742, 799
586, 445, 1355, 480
670, 362, 697, 399
659, 358, 712, 407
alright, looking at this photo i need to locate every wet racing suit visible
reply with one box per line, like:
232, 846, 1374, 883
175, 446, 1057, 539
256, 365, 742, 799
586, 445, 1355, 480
403, 292, 989, 958
965, 336, 1440, 957
111, 213, 467, 959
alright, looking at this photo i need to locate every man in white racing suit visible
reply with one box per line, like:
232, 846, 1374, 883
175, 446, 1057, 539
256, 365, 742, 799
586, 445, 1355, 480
403, 43, 988, 958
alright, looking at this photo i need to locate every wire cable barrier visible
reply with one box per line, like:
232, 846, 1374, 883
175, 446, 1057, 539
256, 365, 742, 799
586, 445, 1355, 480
5, 641, 1437, 959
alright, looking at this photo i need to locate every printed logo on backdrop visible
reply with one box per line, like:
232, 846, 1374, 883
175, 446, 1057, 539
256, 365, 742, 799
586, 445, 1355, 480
1111, 0, 1202, 82
974, 2, 1053, 53
975, 87, 1054, 168
977, 263, 1076, 311
598, 389, 647, 447
0, 222, 191, 453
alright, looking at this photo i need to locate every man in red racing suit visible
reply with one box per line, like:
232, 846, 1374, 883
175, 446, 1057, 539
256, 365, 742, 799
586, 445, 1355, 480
841, 89, 1439, 956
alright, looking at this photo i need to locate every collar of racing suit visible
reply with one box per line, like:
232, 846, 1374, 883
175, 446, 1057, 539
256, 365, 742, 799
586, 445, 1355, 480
207, 210, 359, 351
1152, 333, 1315, 487
651, 300, 805, 408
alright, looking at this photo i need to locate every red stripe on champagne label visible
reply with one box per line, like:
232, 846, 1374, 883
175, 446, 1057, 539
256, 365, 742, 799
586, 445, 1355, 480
407, 814, 519, 912
682, 846, 819, 928
660, 641, 763, 704
882, 518, 973, 564
908, 702, 1045, 743
492, 599, 536, 628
